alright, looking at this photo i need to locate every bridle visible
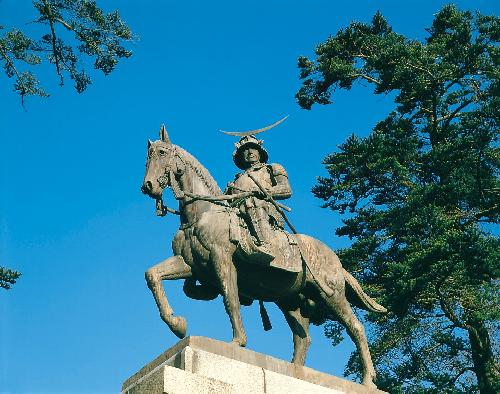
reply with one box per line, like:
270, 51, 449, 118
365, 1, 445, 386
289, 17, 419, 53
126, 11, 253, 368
149, 144, 186, 201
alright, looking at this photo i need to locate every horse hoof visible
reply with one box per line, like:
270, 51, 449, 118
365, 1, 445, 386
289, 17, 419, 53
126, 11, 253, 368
362, 379, 377, 389
291, 357, 306, 366
231, 335, 247, 347
172, 316, 187, 338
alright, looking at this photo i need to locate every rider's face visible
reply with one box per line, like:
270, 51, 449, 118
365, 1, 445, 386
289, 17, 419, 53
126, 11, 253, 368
243, 147, 261, 166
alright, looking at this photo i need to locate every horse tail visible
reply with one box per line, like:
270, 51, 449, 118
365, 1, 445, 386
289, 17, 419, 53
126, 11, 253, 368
343, 268, 387, 313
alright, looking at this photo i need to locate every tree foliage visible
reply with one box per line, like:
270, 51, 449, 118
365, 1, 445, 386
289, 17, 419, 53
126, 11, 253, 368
0, 0, 133, 101
297, 5, 499, 393
0, 267, 21, 290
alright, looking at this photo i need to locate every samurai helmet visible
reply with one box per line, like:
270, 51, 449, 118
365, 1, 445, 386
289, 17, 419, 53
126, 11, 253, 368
233, 135, 269, 170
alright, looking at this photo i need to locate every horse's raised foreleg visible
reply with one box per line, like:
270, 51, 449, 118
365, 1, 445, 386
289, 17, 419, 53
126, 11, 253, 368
145, 255, 192, 338
322, 290, 377, 388
278, 302, 311, 365
211, 246, 247, 347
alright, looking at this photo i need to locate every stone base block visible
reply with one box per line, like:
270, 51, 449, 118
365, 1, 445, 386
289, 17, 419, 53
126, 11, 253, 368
122, 336, 385, 394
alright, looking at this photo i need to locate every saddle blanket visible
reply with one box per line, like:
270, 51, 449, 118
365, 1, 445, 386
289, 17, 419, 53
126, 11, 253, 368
229, 210, 303, 273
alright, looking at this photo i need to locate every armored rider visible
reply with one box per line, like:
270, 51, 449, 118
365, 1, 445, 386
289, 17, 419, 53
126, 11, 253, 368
226, 135, 292, 260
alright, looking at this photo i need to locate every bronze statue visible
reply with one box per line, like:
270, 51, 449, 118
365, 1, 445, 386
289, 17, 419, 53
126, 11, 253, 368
141, 124, 387, 389
225, 135, 291, 260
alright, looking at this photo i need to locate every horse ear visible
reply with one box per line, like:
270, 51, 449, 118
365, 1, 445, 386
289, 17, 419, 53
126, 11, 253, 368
159, 124, 171, 144
148, 139, 153, 148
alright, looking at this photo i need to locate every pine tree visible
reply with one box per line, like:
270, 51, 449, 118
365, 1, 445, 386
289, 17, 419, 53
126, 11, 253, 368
297, 5, 499, 393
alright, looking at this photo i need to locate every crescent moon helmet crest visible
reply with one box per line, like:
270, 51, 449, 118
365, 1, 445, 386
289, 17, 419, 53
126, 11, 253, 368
220, 115, 289, 137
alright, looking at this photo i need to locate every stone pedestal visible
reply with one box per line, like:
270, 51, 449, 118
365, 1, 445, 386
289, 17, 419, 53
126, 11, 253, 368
122, 336, 385, 394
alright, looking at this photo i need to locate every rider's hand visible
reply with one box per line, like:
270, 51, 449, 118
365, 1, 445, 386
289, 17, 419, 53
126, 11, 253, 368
224, 182, 235, 194
252, 190, 267, 199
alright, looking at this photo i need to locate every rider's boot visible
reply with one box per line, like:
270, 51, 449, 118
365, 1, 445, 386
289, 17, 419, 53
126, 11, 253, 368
252, 217, 275, 261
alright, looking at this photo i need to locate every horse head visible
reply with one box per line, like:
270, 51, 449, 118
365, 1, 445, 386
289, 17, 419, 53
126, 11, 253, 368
141, 125, 185, 199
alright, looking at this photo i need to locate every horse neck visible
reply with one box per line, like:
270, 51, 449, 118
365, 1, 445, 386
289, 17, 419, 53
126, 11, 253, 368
173, 146, 223, 224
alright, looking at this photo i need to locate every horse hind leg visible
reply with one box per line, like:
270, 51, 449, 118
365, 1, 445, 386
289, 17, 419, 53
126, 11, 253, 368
278, 301, 311, 365
321, 291, 377, 388
145, 255, 192, 338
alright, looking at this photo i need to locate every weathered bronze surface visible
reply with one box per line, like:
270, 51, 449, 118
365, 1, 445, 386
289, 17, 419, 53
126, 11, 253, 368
141, 125, 387, 388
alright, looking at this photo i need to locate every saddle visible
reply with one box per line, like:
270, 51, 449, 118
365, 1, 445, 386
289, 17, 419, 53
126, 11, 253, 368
228, 209, 303, 273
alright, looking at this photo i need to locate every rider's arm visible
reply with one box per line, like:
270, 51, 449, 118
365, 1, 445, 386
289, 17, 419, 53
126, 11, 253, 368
269, 164, 292, 200
224, 182, 234, 194
224, 173, 242, 195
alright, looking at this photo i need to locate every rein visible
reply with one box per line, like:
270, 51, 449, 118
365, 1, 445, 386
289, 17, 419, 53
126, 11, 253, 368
155, 146, 246, 217
155, 190, 252, 218
184, 191, 252, 202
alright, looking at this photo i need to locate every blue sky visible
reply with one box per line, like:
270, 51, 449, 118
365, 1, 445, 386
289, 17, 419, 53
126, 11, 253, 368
1, 1, 498, 393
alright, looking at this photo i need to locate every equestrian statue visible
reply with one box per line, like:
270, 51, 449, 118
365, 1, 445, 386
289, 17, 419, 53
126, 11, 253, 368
140, 120, 387, 388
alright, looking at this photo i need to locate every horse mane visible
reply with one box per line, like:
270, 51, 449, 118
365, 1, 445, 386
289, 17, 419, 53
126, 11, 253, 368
174, 145, 222, 196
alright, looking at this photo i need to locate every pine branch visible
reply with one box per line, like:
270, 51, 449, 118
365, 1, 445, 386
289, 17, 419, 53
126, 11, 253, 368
0, 43, 21, 79
353, 73, 382, 85
437, 282, 467, 330
0, 267, 21, 290
401, 61, 435, 79
451, 367, 474, 385
43, 0, 64, 85
441, 98, 474, 130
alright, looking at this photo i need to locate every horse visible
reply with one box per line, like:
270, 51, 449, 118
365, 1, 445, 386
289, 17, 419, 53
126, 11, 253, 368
140, 126, 386, 388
